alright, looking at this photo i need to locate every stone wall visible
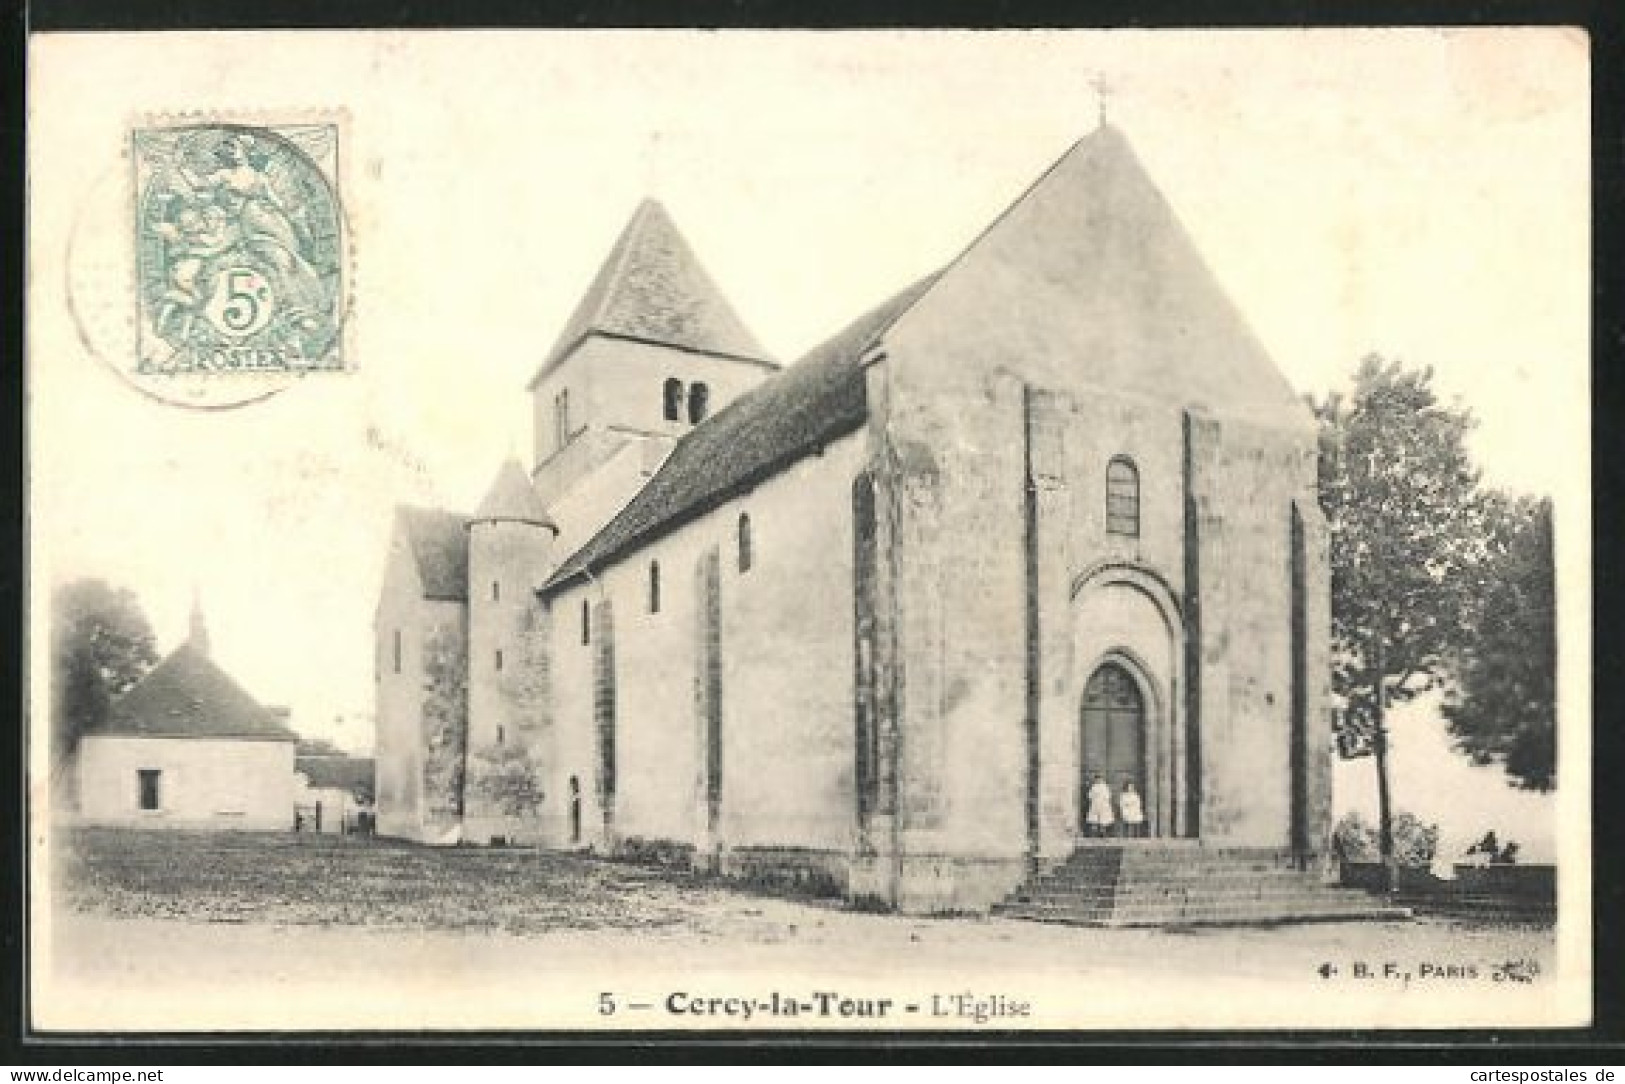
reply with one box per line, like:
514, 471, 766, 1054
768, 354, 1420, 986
373, 523, 466, 844
77, 736, 295, 830
544, 429, 866, 862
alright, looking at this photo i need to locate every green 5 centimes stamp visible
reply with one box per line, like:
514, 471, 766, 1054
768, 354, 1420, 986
132, 122, 345, 379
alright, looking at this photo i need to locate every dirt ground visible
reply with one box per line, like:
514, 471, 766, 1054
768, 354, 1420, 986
35, 829, 1578, 1033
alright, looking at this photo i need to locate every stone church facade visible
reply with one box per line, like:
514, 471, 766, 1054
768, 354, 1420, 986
374, 123, 1336, 915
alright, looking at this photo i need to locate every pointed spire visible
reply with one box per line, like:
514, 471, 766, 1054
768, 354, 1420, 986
527, 199, 775, 388
188, 588, 210, 657
473, 458, 558, 532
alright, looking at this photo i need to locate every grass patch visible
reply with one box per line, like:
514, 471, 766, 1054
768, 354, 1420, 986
54, 827, 740, 935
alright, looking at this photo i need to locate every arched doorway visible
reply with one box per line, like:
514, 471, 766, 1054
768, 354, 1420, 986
1080, 661, 1148, 837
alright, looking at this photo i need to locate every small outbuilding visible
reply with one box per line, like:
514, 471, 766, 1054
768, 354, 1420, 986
76, 607, 298, 830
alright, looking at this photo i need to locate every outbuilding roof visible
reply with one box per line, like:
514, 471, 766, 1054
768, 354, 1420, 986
94, 644, 298, 742
296, 755, 376, 798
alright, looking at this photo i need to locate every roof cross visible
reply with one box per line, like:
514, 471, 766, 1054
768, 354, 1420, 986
1091, 73, 1113, 129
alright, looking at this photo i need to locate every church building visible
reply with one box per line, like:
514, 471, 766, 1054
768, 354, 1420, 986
374, 122, 1357, 918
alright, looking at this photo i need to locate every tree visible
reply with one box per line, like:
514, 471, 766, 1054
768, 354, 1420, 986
1315, 356, 1488, 888
51, 579, 159, 772
420, 626, 468, 821
1442, 495, 1556, 790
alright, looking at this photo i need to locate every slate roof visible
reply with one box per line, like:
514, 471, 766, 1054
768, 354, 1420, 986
398, 506, 470, 601
94, 644, 299, 742
545, 123, 1309, 592
527, 199, 777, 389
473, 459, 556, 530
543, 274, 938, 593
296, 755, 375, 798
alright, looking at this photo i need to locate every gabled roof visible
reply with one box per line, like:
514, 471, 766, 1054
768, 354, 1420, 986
296, 755, 375, 797
474, 458, 557, 531
94, 644, 298, 742
397, 506, 470, 601
543, 274, 937, 593
885, 123, 1309, 426
527, 199, 777, 388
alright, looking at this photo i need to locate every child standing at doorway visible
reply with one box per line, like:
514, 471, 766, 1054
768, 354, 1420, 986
1119, 779, 1145, 838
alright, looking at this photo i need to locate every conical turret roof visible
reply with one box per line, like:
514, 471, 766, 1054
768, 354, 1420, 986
528, 199, 775, 387
472, 458, 556, 530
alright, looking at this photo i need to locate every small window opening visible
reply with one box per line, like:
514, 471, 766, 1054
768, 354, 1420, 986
555, 388, 571, 450
495, 648, 504, 671
737, 513, 753, 573
581, 599, 591, 644
687, 382, 710, 423
496, 725, 506, 745
663, 378, 684, 422
492, 580, 501, 602
648, 561, 662, 613
392, 629, 402, 674
138, 769, 161, 811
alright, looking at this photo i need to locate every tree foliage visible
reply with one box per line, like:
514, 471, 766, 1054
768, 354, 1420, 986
1315, 356, 1489, 867
1315, 356, 1489, 748
51, 579, 159, 769
1441, 495, 1556, 790
469, 740, 545, 819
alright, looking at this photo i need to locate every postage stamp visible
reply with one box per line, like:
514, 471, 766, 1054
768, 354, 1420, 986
130, 122, 345, 377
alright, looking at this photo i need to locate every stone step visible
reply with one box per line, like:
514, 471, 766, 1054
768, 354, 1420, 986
1057, 857, 1306, 876
996, 899, 1410, 927
1013, 891, 1377, 914
1034, 871, 1328, 894
1016, 884, 1374, 907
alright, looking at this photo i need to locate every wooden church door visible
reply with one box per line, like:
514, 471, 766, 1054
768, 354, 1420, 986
1080, 661, 1147, 835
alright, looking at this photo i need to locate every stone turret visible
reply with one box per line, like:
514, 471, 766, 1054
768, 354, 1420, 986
464, 458, 558, 844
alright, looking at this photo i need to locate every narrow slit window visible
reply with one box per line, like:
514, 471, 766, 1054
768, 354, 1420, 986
555, 388, 571, 449
737, 512, 753, 573
663, 378, 684, 422
1106, 456, 1140, 537
581, 599, 591, 645
648, 561, 661, 613
393, 629, 402, 674
495, 648, 504, 672
687, 382, 710, 423
492, 580, 501, 602
496, 725, 506, 746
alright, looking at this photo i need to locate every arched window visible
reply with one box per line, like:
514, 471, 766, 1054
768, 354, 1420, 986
737, 513, 753, 573
688, 382, 710, 423
1106, 456, 1140, 537
663, 378, 684, 421
580, 599, 591, 645
648, 561, 661, 613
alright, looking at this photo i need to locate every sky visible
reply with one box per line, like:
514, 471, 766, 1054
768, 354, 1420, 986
28, 30, 1588, 846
